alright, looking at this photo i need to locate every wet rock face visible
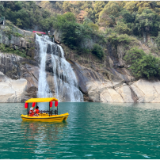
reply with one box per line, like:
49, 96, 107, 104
70, 61, 104, 94
46, 54, 53, 73
46, 43, 59, 55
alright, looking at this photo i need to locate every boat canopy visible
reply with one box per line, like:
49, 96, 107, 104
25, 97, 58, 103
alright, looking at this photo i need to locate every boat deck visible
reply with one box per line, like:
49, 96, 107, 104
21, 113, 69, 122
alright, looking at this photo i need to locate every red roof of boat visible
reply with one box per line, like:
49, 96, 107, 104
33, 31, 46, 34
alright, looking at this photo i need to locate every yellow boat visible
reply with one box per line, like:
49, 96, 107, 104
21, 97, 69, 122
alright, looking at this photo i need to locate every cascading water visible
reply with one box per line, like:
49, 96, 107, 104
35, 35, 53, 109
51, 45, 83, 102
36, 34, 83, 102
36, 35, 52, 98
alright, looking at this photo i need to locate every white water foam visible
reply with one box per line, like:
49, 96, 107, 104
36, 34, 83, 102
36, 35, 52, 98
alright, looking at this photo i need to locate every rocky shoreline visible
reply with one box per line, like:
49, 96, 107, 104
87, 79, 160, 103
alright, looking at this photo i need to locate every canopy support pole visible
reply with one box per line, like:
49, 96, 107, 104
27, 103, 29, 116
49, 103, 50, 117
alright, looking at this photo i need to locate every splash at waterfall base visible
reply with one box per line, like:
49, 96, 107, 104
21, 97, 69, 122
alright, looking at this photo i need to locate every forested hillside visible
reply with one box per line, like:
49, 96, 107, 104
2, 1, 160, 39
1, 1, 160, 80
2, 1, 160, 40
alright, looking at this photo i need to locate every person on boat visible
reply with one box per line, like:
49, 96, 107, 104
29, 108, 34, 116
34, 106, 39, 116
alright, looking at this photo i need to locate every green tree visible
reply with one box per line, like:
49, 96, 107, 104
54, 12, 76, 30
16, 18, 22, 27
155, 32, 160, 50
134, 9, 160, 38
121, 9, 135, 23
87, 23, 99, 31
29, 0, 33, 5
123, 1, 138, 13
124, 47, 160, 79
83, 17, 92, 25
0, 1, 52, 30
114, 21, 132, 35
102, 1, 121, 16
54, 13, 91, 49
92, 43, 104, 59
62, 2, 72, 12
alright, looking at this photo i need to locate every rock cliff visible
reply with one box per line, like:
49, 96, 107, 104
86, 79, 160, 103
0, 23, 160, 103
0, 71, 27, 102
0, 52, 40, 101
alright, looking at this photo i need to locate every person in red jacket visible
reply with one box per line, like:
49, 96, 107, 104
29, 108, 34, 116
34, 106, 39, 116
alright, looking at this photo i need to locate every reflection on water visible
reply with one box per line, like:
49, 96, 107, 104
0, 102, 160, 158
21, 121, 68, 157
21, 121, 68, 141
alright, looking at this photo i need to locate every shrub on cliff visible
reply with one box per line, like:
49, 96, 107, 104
107, 33, 135, 49
53, 13, 98, 49
92, 43, 104, 59
114, 21, 132, 35
0, 44, 27, 58
53, 12, 76, 29
124, 47, 160, 79
53, 13, 88, 49
61, 22, 86, 49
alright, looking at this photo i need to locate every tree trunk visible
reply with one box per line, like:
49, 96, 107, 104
143, 31, 147, 43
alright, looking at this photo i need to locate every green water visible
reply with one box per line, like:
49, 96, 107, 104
0, 102, 160, 159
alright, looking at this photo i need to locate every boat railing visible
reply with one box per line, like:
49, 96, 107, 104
39, 110, 58, 116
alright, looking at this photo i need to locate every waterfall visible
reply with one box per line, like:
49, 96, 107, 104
36, 35, 52, 98
36, 34, 83, 102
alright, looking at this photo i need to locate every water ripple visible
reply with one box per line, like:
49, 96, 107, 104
0, 102, 160, 158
